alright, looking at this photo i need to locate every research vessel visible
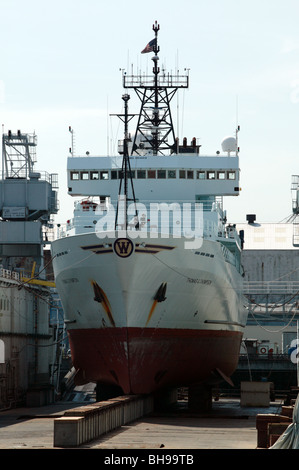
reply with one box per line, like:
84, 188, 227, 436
51, 22, 247, 398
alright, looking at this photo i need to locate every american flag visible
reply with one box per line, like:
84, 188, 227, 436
141, 38, 156, 54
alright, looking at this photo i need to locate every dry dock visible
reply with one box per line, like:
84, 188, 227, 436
0, 397, 282, 450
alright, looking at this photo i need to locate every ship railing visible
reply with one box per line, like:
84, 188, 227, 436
56, 225, 234, 244
56, 216, 221, 237
0, 170, 58, 185
123, 73, 189, 89
55, 218, 237, 242
238, 353, 293, 362
55, 199, 239, 241
72, 198, 224, 212
102, 199, 225, 229
243, 281, 299, 295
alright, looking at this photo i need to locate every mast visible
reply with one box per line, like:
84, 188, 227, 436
123, 21, 189, 156
113, 94, 139, 230
152, 21, 160, 155
114, 22, 190, 229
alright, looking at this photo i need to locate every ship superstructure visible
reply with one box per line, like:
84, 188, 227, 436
51, 23, 248, 403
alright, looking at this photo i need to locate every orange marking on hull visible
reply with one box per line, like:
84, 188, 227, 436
146, 299, 158, 326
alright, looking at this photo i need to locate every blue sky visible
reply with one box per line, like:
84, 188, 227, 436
1, 0, 299, 225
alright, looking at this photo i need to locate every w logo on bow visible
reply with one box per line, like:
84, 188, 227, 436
114, 238, 134, 258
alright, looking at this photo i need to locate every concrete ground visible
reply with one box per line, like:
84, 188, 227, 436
0, 398, 283, 450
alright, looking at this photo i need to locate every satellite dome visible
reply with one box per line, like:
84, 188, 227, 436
221, 136, 237, 153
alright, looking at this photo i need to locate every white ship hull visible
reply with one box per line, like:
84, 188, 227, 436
51, 230, 247, 394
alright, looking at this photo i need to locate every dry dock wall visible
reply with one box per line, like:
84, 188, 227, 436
54, 394, 154, 447
0, 269, 54, 409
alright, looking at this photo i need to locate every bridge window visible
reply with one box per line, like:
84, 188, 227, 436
70, 171, 79, 180
91, 171, 99, 180
70, 168, 236, 183
100, 171, 109, 180
80, 171, 89, 180
168, 170, 176, 178
197, 171, 205, 179
137, 170, 146, 179
157, 170, 166, 179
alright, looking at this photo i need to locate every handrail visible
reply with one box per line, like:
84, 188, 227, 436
244, 281, 299, 294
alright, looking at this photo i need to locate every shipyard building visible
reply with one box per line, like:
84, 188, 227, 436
234, 218, 299, 393
0, 131, 60, 409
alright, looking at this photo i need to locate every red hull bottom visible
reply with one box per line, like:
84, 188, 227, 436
68, 327, 243, 394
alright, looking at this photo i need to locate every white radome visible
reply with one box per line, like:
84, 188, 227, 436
221, 136, 237, 153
